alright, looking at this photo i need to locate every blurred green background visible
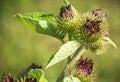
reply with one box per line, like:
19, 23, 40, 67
0, 0, 120, 82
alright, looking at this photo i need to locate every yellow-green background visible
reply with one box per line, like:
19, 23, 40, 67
0, 0, 120, 82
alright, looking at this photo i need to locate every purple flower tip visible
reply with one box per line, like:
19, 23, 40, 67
76, 56, 93, 76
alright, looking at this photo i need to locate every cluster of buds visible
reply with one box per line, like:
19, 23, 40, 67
10, 0, 117, 82
2, 63, 41, 82
2, 74, 36, 82
57, 1, 116, 81
56, 2, 116, 54
2, 74, 37, 82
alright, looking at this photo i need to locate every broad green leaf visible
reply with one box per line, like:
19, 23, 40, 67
63, 76, 81, 82
28, 69, 48, 82
46, 41, 80, 69
15, 12, 57, 25
102, 37, 117, 49
14, 12, 63, 42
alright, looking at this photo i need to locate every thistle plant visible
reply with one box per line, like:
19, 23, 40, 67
2, 0, 117, 82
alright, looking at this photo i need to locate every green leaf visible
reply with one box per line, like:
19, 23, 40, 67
46, 41, 80, 69
64, 0, 70, 6
28, 69, 48, 82
94, 37, 117, 55
102, 37, 117, 49
63, 76, 81, 82
14, 12, 63, 42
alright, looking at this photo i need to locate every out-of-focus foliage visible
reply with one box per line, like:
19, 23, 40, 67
28, 69, 48, 82
0, 0, 120, 82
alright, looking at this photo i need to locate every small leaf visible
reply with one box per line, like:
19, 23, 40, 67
14, 12, 63, 42
28, 69, 48, 82
64, 0, 70, 6
63, 76, 81, 82
102, 37, 117, 49
46, 41, 81, 69
94, 37, 117, 55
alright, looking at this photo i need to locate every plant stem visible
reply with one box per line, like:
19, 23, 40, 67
56, 64, 67, 82
68, 33, 72, 61
68, 46, 86, 69
56, 34, 72, 82
56, 45, 86, 82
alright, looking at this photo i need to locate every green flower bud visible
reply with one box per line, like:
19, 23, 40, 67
56, 5, 80, 38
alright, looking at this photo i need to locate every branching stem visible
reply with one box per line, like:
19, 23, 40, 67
56, 34, 86, 82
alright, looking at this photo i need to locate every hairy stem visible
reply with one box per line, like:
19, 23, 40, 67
68, 46, 86, 70
56, 56, 72, 82
56, 64, 67, 82
56, 34, 72, 82
56, 45, 86, 82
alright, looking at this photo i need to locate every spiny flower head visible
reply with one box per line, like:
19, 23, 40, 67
74, 9, 108, 42
74, 9, 116, 54
75, 56, 95, 82
76, 56, 93, 76
56, 4, 80, 38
